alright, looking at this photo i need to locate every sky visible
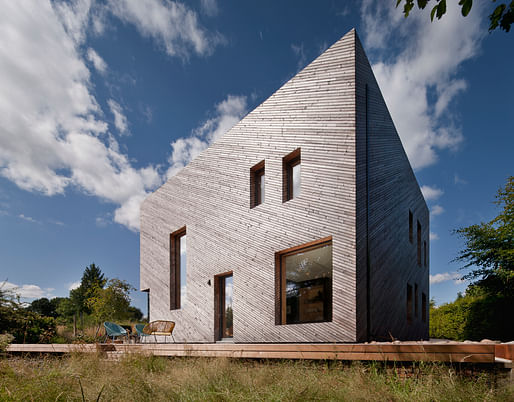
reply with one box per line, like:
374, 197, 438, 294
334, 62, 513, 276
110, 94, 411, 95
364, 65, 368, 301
0, 0, 512, 316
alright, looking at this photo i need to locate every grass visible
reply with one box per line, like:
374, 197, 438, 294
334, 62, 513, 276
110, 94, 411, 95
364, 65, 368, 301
0, 353, 512, 401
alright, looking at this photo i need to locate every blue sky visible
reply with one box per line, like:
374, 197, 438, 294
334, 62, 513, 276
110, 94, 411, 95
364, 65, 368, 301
0, 0, 512, 315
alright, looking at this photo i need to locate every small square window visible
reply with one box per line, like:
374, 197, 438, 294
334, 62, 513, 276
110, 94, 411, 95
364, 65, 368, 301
250, 161, 265, 208
283, 148, 301, 202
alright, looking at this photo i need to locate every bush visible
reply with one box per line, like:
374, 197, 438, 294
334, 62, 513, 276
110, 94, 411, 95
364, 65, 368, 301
1, 286, 56, 343
0, 334, 14, 352
430, 290, 514, 341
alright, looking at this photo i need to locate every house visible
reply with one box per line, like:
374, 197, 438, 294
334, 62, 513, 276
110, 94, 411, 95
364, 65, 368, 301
140, 29, 429, 343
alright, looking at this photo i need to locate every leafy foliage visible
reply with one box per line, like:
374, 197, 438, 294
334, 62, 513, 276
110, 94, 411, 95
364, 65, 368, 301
3, 263, 143, 344
27, 297, 63, 318
430, 286, 513, 341
86, 279, 135, 325
396, 0, 514, 33
0, 282, 56, 343
454, 176, 514, 297
431, 177, 514, 341
0, 333, 14, 352
72, 263, 107, 315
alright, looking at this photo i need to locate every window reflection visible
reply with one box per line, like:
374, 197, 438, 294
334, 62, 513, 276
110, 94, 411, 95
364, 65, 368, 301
180, 234, 187, 307
224, 275, 233, 337
292, 163, 301, 198
283, 242, 332, 324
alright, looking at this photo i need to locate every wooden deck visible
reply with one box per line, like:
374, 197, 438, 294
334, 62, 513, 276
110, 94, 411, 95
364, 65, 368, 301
7, 342, 513, 364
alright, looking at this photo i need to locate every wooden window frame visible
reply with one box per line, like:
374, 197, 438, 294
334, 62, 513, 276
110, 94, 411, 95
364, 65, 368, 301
409, 210, 413, 243
282, 148, 301, 202
417, 220, 422, 267
250, 160, 265, 208
275, 236, 332, 325
214, 271, 233, 341
170, 226, 186, 310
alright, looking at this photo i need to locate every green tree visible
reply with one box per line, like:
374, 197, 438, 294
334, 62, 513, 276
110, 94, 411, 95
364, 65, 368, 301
396, 0, 514, 33
75, 263, 107, 314
126, 306, 144, 321
454, 176, 513, 297
86, 279, 135, 338
28, 297, 57, 317
70, 263, 107, 333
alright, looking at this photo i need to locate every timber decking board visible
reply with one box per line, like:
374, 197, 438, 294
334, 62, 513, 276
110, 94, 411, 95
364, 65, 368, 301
7, 343, 498, 363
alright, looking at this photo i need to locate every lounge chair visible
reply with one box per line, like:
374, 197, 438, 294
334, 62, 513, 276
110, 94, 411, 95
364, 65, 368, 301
143, 320, 176, 343
103, 321, 128, 343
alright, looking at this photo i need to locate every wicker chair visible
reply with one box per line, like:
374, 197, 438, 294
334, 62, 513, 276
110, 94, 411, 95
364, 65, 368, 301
143, 320, 176, 343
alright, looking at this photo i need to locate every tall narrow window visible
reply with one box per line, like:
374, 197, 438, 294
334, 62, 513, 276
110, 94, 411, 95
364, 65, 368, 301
422, 292, 427, 323
417, 221, 422, 266
276, 237, 332, 325
406, 284, 413, 323
424, 241, 427, 267
250, 161, 265, 208
142, 289, 150, 322
409, 210, 413, 243
170, 227, 186, 310
414, 283, 419, 318
283, 148, 301, 202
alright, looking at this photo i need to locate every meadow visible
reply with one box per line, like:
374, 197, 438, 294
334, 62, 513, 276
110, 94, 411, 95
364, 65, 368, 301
1, 353, 512, 401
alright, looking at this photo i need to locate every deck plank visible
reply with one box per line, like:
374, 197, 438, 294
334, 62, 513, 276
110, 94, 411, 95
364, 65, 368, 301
6, 342, 498, 363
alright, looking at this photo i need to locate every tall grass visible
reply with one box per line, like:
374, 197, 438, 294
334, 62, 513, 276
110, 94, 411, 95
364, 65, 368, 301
0, 353, 512, 401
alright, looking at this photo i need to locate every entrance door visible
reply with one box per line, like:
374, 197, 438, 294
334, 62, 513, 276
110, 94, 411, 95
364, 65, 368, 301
215, 273, 233, 340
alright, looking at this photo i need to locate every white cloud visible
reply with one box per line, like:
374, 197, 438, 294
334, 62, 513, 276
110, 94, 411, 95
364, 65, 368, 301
18, 214, 40, 224
421, 185, 443, 201
291, 43, 307, 72
430, 204, 444, 217
68, 281, 81, 291
53, 0, 93, 45
86, 47, 107, 74
200, 0, 219, 17
430, 231, 439, 241
107, 99, 129, 135
107, 0, 224, 59
95, 215, 110, 227
0, 1, 162, 232
430, 272, 461, 285
360, 1, 484, 169
167, 95, 247, 178
454, 173, 467, 185
1, 281, 51, 299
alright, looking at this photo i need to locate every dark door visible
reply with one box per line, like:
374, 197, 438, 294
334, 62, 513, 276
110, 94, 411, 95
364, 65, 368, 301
216, 273, 233, 339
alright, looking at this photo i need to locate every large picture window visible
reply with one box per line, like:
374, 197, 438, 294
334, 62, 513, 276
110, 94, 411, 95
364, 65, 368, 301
170, 227, 186, 310
276, 237, 332, 325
